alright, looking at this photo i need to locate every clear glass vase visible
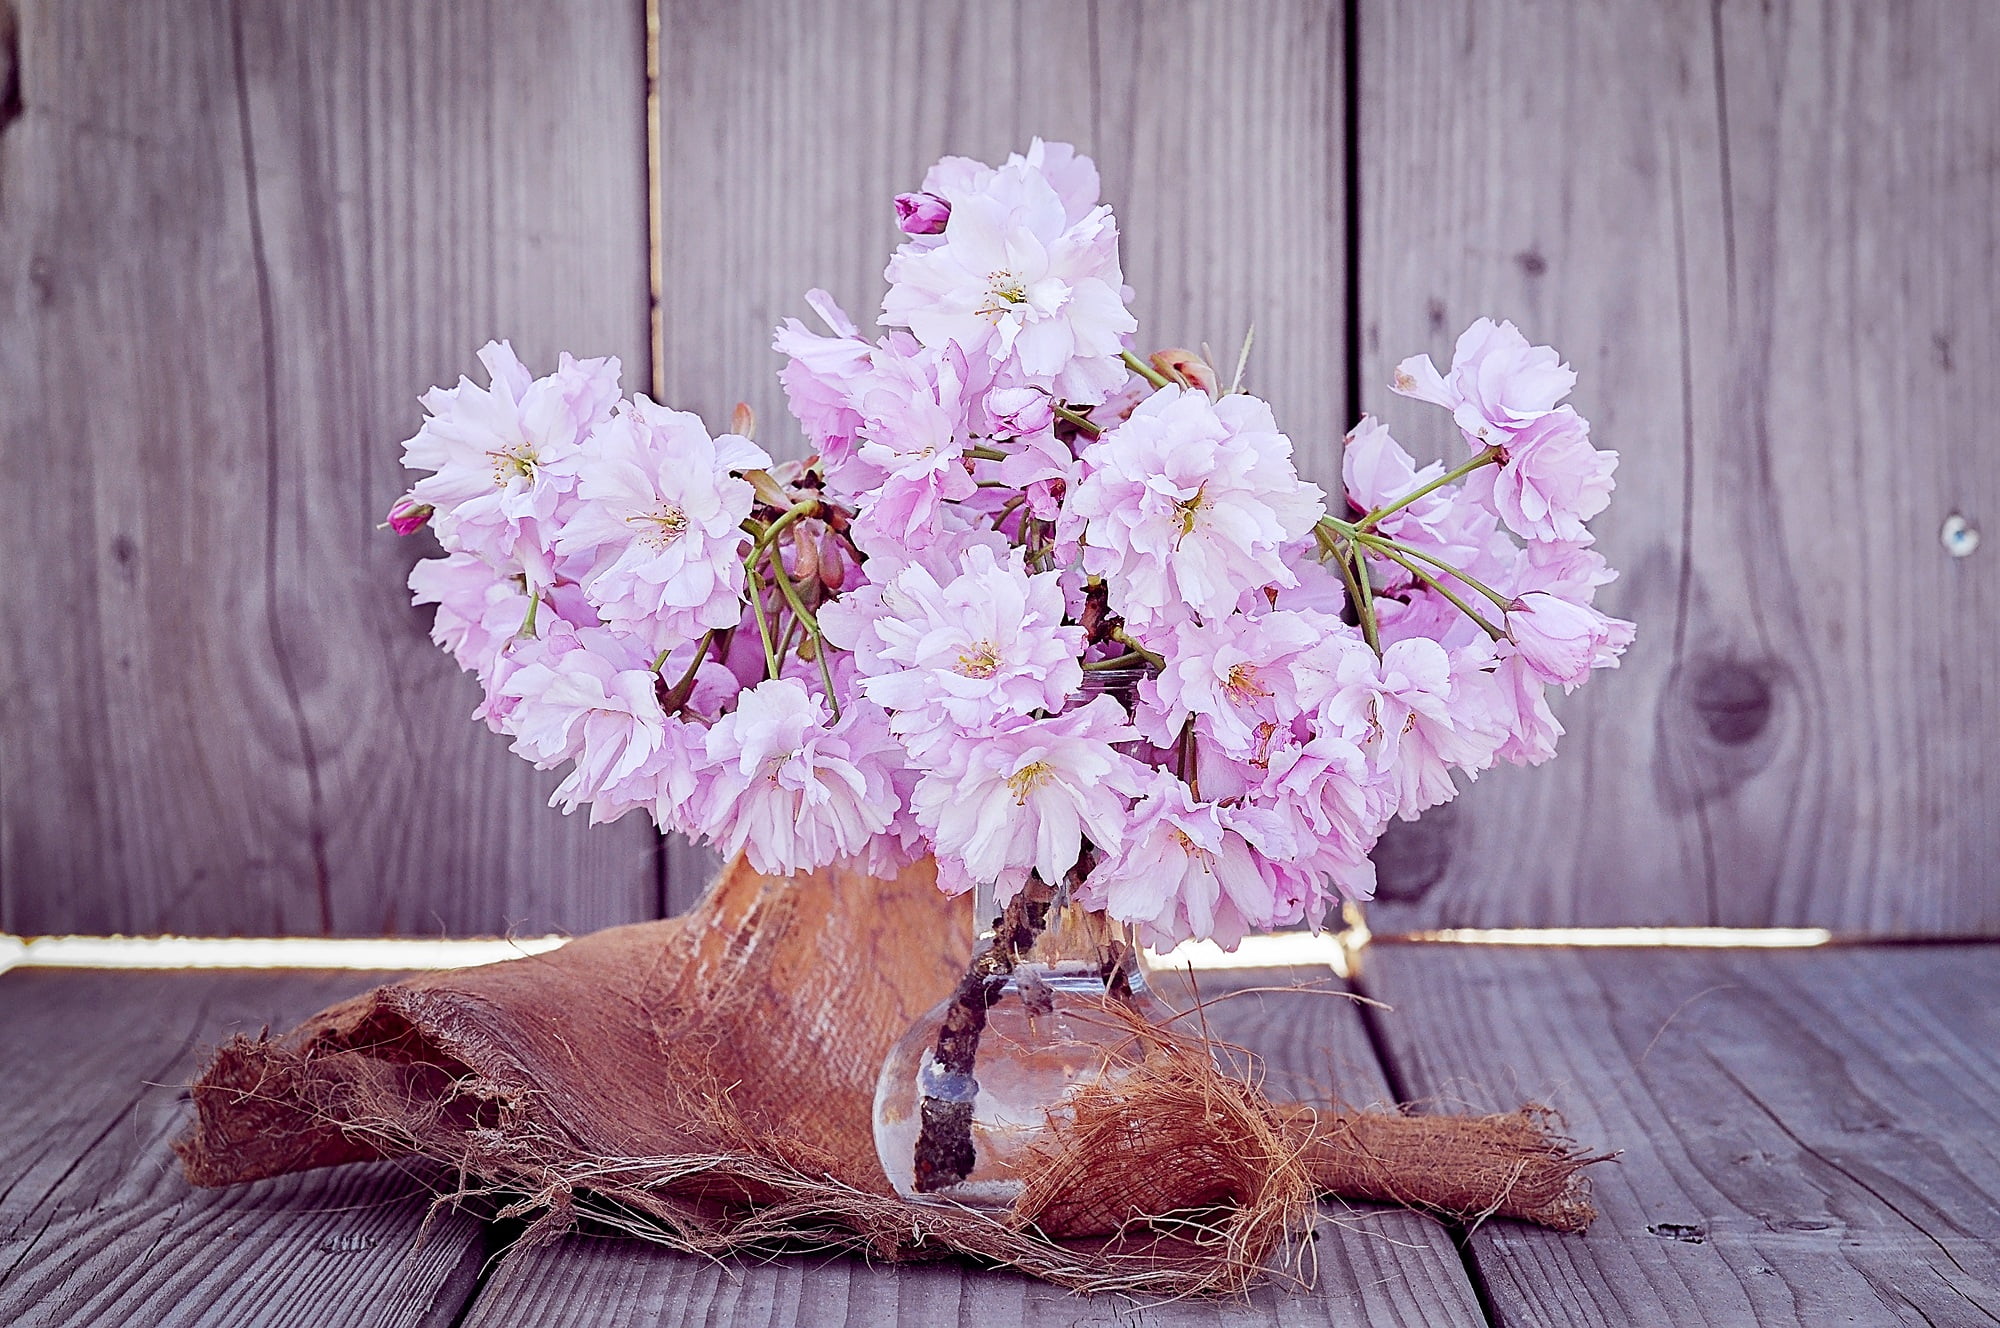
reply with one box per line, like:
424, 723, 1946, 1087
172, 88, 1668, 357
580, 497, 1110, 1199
872, 882, 1167, 1209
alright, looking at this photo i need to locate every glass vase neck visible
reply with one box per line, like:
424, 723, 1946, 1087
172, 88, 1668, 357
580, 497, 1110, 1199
971, 879, 1142, 988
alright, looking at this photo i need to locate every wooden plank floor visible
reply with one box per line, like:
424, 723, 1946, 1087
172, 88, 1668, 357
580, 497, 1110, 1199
1360, 943, 2000, 1327
0, 970, 488, 1328
7, 948, 1997, 1325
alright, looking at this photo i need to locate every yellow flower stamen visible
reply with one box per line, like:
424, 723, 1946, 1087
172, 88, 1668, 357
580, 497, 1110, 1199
629, 504, 690, 550
1006, 760, 1055, 804
954, 640, 1002, 679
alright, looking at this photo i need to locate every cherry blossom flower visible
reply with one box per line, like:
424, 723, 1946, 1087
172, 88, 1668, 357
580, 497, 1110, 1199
552, 397, 769, 652
1488, 654, 1564, 767
1504, 590, 1632, 689
910, 698, 1149, 901
1464, 407, 1617, 544
694, 679, 902, 875
386, 495, 433, 535
402, 341, 620, 576
1141, 610, 1330, 756
904, 139, 1103, 248
1079, 773, 1329, 950
847, 344, 984, 550
1065, 387, 1325, 637
408, 552, 529, 684
1392, 317, 1575, 445
894, 191, 951, 234
858, 544, 1083, 755
1320, 638, 1504, 818
883, 155, 1134, 404
773, 290, 871, 469
492, 625, 671, 819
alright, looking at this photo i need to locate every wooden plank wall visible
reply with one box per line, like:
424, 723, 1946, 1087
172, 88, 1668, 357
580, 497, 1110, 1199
656, 0, 1346, 476
1360, 0, 2000, 934
5, 0, 1994, 936
0, 0, 657, 936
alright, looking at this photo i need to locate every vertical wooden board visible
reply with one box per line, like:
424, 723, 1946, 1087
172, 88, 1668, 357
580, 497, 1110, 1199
653, 0, 1344, 909
1362, 943, 2000, 1326
0, 969, 488, 1326
0, 0, 657, 935
1357, 0, 2000, 931
656, 0, 1345, 481
456, 968, 1485, 1327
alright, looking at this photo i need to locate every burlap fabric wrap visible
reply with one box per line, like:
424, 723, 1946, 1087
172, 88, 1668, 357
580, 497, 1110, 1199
176, 857, 1601, 1295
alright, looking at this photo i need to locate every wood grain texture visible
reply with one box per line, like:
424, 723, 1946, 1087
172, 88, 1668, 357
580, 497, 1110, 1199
455, 967, 1485, 1327
0, 0, 657, 935
1357, 0, 2000, 932
656, 0, 1346, 481
0, 969, 488, 1327
1362, 943, 2000, 1326
651, 0, 1345, 915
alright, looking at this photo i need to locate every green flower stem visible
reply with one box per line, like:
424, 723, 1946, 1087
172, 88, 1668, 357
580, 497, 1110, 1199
1177, 717, 1201, 801
761, 542, 842, 716
1317, 524, 1380, 654
965, 443, 1011, 463
1110, 629, 1167, 668
1051, 403, 1101, 436
1351, 445, 1504, 533
1081, 650, 1151, 672
1352, 530, 1515, 613
745, 560, 781, 679
518, 589, 540, 639
1368, 542, 1507, 640
744, 497, 821, 560
765, 543, 821, 637
815, 637, 841, 720
659, 630, 716, 713
1120, 349, 1172, 390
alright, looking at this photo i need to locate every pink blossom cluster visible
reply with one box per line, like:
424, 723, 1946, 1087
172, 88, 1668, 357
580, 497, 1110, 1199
391, 142, 1632, 948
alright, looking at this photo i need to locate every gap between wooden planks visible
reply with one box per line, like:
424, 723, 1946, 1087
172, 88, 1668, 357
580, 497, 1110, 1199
0, 925, 1841, 978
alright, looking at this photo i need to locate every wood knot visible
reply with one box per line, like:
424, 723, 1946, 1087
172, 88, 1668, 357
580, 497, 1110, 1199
1654, 657, 1787, 811
1688, 660, 1773, 747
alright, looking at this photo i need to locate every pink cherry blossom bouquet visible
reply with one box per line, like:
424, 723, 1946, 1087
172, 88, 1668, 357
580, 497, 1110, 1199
390, 139, 1632, 952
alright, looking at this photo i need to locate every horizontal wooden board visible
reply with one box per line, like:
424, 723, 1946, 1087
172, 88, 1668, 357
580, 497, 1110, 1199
456, 965, 1484, 1327
0, 968, 487, 1327
0, 0, 657, 936
1358, 0, 2000, 933
1360, 942, 2000, 1326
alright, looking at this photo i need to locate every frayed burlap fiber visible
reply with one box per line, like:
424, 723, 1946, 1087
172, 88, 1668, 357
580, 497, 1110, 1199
175, 856, 1600, 1295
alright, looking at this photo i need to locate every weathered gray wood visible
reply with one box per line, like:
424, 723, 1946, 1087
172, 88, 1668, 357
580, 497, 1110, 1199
0, 968, 488, 1326
0, 0, 656, 935
656, 0, 1346, 483
652, 0, 1345, 913
456, 967, 1484, 1327
1358, 0, 2000, 933
1361, 942, 2000, 1326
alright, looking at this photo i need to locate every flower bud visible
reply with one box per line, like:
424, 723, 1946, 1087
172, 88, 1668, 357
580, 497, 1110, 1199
987, 386, 1054, 437
893, 191, 951, 235
790, 520, 822, 584
386, 495, 433, 535
730, 401, 756, 440
1150, 349, 1219, 395
818, 529, 847, 591
1506, 591, 1610, 688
